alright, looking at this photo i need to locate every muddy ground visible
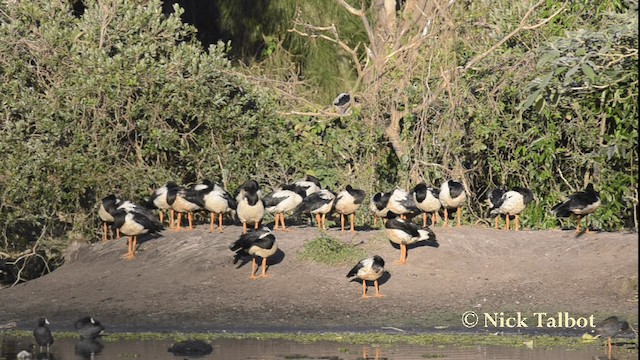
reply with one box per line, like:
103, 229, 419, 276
0, 217, 637, 334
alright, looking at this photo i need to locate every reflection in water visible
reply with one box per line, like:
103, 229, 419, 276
0, 335, 636, 360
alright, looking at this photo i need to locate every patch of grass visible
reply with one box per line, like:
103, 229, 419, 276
299, 235, 367, 265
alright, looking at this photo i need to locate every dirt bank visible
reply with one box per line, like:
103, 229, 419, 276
0, 222, 637, 334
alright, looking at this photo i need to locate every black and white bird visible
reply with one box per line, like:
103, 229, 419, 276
334, 185, 366, 233
384, 217, 437, 264
74, 316, 104, 339
439, 180, 467, 227
196, 180, 237, 233
113, 204, 163, 260
485, 188, 506, 229
292, 175, 322, 197
551, 183, 601, 233
293, 189, 336, 230
235, 180, 265, 234
369, 191, 391, 226
33, 317, 54, 353
16, 344, 35, 360
489, 187, 534, 231
148, 181, 179, 228
412, 183, 441, 227
387, 188, 418, 220
594, 316, 629, 359
346, 255, 385, 298
333, 92, 351, 115
98, 194, 121, 241
263, 185, 306, 231
229, 227, 278, 279
168, 184, 203, 230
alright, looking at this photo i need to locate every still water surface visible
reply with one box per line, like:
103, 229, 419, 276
0, 335, 633, 360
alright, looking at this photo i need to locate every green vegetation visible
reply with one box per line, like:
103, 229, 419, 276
299, 235, 366, 265
0, 0, 636, 278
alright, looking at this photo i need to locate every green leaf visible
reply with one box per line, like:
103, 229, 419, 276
537, 49, 560, 68
581, 63, 596, 82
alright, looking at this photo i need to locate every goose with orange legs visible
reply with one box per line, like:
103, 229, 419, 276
148, 182, 179, 228
263, 185, 305, 231
168, 184, 203, 231
387, 188, 417, 220
384, 216, 437, 264
334, 185, 366, 233
197, 180, 237, 233
292, 189, 336, 230
98, 194, 121, 241
113, 204, 163, 260
229, 227, 278, 279
412, 183, 441, 227
369, 191, 391, 226
347, 255, 385, 298
489, 187, 534, 231
439, 180, 467, 227
551, 183, 600, 233
236, 180, 265, 234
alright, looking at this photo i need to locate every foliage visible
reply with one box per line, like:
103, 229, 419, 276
299, 235, 366, 265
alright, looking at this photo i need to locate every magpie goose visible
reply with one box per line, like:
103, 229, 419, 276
113, 204, 163, 259
333, 92, 351, 114
385, 217, 436, 264
551, 183, 600, 233
293, 175, 321, 197
334, 185, 366, 233
229, 227, 278, 279
168, 184, 203, 230
236, 179, 265, 234
369, 191, 391, 226
293, 189, 336, 230
439, 180, 467, 227
98, 194, 121, 241
485, 188, 506, 229
387, 188, 418, 220
347, 255, 385, 298
263, 185, 305, 230
197, 180, 237, 233
489, 187, 534, 231
412, 183, 441, 227
148, 181, 179, 227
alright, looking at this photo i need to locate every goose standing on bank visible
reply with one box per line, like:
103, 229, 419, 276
490, 187, 534, 231
346, 255, 385, 298
197, 180, 237, 233
168, 184, 203, 230
334, 185, 366, 233
412, 183, 441, 227
387, 188, 418, 220
485, 188, 506, 229
263, 185, 305, 231
148, 181, 179, 228
98, 194, 121, 241
439, 180, 467, 227
551, 183, 600, 233
385, 217, 437, 264
293, 188, 336, 230
293, 175, 321, 197
236, 180, 265, 234
229, 227, 278, 279
113, 204, 163, 259
369, 191, 391, 226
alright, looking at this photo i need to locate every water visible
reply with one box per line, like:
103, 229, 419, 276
0, 335, 635, 360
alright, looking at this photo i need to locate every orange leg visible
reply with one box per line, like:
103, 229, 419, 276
315, 214, 321, 229
170, 210, 174, 229
576, 215, 582, 233
122, 236, 136, 260
350, 213, 355, 233
242, 222, 247, 234
102, 222, 108, 241
397, 244, 407, 264
188, 212, 194, 229
218, 213, 224, 233
361, 280, 369, 298
280, 214, 288, 231
431, 212, 437, 226
175, 213, 183, 230
400, 214, 407, 220
494, 216, 499, 229
249, 258, 258, 279
515, 214, 520, 231
210, 213, 216, 232
457, 207, 462, 227
505, 215, 510, 230
608, 336, 612, 359
374, 279, 384, 297
254, 221, 260, 230
322, 213, 327, 230
443, 208, 449, 227
274, 213, 280, 230
259, 257, 270, 278
422, 213, 427, 228
373, 216, 378, 227
159, 211, 164, 224
341, 213, 346, 232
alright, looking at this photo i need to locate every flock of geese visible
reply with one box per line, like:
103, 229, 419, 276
97, 175, 601, 297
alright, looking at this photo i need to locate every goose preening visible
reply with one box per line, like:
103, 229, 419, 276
334, 185, 366, 233
98, 194, 121, 241
235, 180, 265, 234
33, 317, 54, 354
148, 181, 179, 228
488, 187, 534, 231
384, 217, 437, 264
293, 189, 336, 230
113, 204, 163, 260
263, 185, 305, 231
293, 175, 321, 197
333, 92, 351, 114
439, 180, 467, 227
168, 185, 202, 230
197, 180, 237, 233
551, 183, 601, 233
387, 188, 417, 220
229, 227, 278, 279
594, 316, 629, 359
412, 183, 441, 227
347, 255, 385, 298
369, 191, 391, 226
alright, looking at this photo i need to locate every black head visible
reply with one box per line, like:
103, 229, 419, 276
241, 179, 259, 192
37, 317, 49, 327
620, 321, 630, 331
166, 181, 179, 189
372, 255, 385, 267
305, 175, 321, 187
